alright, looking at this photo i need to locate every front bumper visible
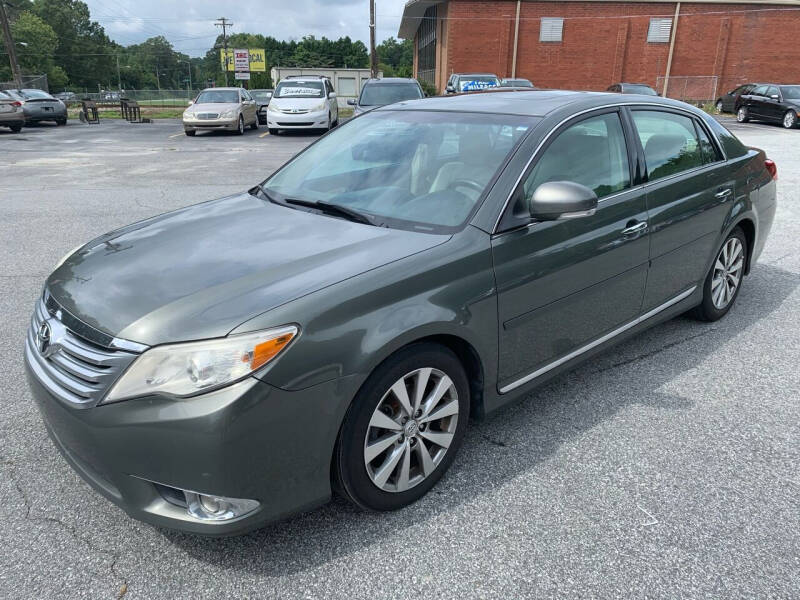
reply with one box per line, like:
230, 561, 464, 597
183, 116, 239, 131
267, 109, 328, 129
25, 346, 359, 535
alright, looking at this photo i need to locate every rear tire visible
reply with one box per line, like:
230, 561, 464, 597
10, 124, 22, 133
783, 110, 797, 129
715, 100, 723, 113
251, 117, 259, 130
736, 107, 750, 123
691, 227, 747, 322
56, 118, 67, 126
334, 343, 470, 512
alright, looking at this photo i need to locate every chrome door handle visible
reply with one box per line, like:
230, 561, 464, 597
715, 188, 733, 199
622, 221, 648, 235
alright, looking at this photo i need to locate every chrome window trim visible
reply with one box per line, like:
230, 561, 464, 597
498, 285, 697, 394
491, 101, 727, 234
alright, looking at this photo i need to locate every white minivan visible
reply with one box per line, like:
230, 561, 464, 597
266, 76, 339, 134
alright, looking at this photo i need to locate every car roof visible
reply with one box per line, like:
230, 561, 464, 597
453, 73, 498, 78
363, 78, 419, 84
378, 89, 701, 118
199, 87, 242, 92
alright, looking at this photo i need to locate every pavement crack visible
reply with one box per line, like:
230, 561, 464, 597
482, 434, 508, 448
592, 330, 715, 375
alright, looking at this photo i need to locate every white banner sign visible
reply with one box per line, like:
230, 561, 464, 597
234, 71, 251, 80
234, 49, 249, 71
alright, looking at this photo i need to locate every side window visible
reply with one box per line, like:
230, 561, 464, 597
751, 85, 768, 96
632, 110, 704, 181
521, 112, 630, 205
241, 90, 251, 101
695, 121, 721, 164
766, 86, 779, 99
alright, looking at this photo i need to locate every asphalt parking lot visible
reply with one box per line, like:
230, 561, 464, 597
1, 116, 798, 599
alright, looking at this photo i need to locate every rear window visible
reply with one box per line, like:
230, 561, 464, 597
20, 89, 52, 99
625, 85, 658, 96
359, 83, 422, 106
275, 81, 325, 98
457, 76, 499, 92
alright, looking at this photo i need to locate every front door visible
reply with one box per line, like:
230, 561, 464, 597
628, 108, 732, 310
492, 110, 650, 392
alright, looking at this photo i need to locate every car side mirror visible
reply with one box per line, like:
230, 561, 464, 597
347, 98, 356, 106
329, 92, 337, 99
769, 94, 780, 100
187, 100, 193, 105
445, 85, 455, 94
528, 181, 598, 221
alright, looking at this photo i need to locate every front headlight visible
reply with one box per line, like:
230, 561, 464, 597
220, 109, 236, 118
268, 104, 279, 113
313, 102, 326, 112
103, 325, 298, 403
183, 110, 194, 118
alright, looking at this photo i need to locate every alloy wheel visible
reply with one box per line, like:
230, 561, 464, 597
783, 111, 797, 129
737, 108, 747, 122
711, 237, 744, 309
363, 368, 459, 493
716, 101, 723, 113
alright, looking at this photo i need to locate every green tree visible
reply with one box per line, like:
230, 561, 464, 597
9, 11, 68, 88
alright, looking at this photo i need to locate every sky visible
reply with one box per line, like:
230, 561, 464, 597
84, 0, 411, 56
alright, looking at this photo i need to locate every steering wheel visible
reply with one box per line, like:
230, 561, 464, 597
448, 179, 484, 194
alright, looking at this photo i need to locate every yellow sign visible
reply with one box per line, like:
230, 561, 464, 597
220, 49, 266, 72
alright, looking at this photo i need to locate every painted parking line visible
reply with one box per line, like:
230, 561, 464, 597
259, 131, 270, 138
168, 132, 183, 138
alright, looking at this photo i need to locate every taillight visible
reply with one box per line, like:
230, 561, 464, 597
765, 159, 777, 181
12, 101, 22, 107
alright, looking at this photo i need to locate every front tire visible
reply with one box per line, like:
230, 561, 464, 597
10, 124, 22, 133
184, 129, 196, 136
715, 100, 723, 113
783, 110, 797, 129
236, 115, 244, 135
335, 343, 470, 512
268, 128, 278, 135
692, 227, 747, 322
737, 107, 750, 123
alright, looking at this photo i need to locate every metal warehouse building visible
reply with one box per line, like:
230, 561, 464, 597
398, 0, 800, 101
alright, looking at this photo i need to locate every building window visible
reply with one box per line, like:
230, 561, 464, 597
417, 5, 437, 85
540, 18, 564, 42
647, 18, 673, 43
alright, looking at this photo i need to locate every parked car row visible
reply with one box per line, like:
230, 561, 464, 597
0, 88, 68, 132
732, 83, 799, 129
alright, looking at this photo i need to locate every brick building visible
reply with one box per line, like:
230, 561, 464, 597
398, 0, 800, 100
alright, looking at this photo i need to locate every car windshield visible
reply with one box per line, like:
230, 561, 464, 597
262, 110, 534, 232
359, 83, 423, 106
457, 76, 499, 91
625, 85, 658, 96
195, 90, 239, 103
780, 85, 800, 99
251, 91, 272, 101
275, 81, 325, 98
21, 89, 53, 99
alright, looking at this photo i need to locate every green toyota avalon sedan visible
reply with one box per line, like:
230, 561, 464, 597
25, 91, 776, 535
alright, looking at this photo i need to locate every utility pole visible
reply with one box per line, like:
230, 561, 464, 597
0, 0, 23, 88
215, 17, 232, 86
369, 0, 378, 79
116, 54, 121, 90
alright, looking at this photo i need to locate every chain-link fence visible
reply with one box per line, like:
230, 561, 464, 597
656, 76, 719, 106
72, 89, 196, 107
0, 74, 49, 92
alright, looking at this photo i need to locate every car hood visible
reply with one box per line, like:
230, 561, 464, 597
189, 102, 239, 113
269, 97, 326, 110
47, 193, 449, 347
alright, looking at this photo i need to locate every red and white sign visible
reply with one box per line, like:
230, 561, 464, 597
234, 49, 249, 71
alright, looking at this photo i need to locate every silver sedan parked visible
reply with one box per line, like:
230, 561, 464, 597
0, 90, 24, 132
6, 89, 67, 125
183, 87, 259, 136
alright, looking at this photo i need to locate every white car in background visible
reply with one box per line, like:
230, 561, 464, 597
267, 76, 338, 135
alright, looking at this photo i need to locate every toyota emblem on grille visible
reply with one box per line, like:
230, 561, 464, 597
37, 321, 51, 354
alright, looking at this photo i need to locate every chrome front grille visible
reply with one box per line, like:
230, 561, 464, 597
197, 112, 219, 120
25, 297, 141, 407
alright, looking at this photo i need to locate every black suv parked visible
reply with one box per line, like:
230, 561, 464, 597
735, 84, 800, 128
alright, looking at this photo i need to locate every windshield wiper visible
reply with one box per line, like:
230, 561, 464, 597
285, 198, 376, 226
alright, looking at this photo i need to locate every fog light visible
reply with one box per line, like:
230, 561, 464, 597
184, 491, 260, 522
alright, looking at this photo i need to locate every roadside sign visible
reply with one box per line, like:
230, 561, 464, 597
234, 49, 249, 71
220, 49, 266, 72
235, 72, 250, 80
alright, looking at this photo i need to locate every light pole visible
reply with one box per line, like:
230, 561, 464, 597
179, 60, 192, 94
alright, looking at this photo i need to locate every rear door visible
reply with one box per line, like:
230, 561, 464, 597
628, 108, 732, 310
762, 86, 783, 122
492, 109, 650, 392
